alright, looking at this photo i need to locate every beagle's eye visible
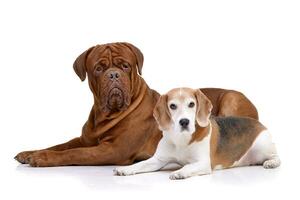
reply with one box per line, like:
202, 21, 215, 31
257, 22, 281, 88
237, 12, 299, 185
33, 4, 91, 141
170, 103, 177, 110
188, 102, 195, 108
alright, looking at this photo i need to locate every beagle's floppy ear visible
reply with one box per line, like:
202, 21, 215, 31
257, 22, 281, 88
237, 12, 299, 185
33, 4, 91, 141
122, 42, 144, 75
73, 46, 95, 81
153, 95, 172, 131
194, 89, 213, 127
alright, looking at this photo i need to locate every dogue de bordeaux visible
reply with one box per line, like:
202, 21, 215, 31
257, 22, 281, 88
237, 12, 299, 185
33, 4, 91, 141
14, 42, 258, 167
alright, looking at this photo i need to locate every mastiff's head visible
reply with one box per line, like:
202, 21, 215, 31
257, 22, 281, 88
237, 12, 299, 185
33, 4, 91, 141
73, 42, 144, 113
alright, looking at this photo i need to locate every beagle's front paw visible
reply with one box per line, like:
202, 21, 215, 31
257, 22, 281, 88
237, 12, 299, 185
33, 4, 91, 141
169, 169, 210, 180
169, 171, 190, 180
113, 166, 137, 176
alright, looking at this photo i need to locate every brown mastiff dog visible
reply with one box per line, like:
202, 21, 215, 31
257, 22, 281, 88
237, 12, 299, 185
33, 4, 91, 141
14, 42, 258, 167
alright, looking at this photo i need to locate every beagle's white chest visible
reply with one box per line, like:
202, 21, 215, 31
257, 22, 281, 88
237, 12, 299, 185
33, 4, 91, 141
161, 131, 211, 165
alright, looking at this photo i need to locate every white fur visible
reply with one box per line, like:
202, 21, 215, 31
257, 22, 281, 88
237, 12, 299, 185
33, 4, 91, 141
232, 130, 280, 168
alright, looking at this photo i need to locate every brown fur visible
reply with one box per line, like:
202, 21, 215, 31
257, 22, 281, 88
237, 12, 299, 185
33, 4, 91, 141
153, 95, 171, 131
189, 125, 210, 144
183, 89, 214, 144
15, 42, 259, 167
201, 88, 259, 120
195, 89, 213, 127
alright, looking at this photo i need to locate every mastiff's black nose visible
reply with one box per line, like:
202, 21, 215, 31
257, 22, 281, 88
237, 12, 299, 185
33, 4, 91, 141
179, 118, 189, 128
109, 71, 120, 80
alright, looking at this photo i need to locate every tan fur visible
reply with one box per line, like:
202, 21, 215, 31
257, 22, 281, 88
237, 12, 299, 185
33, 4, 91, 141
153, 95, 171, 131
189, 124, 210, 144
194, 90, 213, 127
201, 88, 259, 120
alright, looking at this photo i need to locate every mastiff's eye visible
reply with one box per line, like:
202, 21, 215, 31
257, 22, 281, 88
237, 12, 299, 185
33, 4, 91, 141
170, 103, 177, 110
94, 65, 103, 74
188, 102, 195, 108
121, 63, 130, 70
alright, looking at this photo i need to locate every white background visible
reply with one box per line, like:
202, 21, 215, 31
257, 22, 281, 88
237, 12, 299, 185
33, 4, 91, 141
1, 0, 299, 199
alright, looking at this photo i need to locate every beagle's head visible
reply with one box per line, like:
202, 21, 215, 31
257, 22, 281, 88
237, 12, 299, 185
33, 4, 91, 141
153, 88, 213, 134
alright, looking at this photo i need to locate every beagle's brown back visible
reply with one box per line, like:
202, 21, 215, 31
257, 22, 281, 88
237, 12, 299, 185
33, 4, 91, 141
201, 88, 259, 120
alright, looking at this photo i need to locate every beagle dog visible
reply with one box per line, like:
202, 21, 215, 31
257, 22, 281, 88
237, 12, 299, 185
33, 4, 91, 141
114, 88, 280, 179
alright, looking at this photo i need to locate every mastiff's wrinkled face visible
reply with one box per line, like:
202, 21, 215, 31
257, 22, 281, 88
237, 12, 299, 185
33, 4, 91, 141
73, 42, 144, 113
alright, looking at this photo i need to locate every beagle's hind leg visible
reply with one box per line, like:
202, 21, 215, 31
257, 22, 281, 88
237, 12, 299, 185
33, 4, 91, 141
263, 154, 281, 169
234, 130, 280, 168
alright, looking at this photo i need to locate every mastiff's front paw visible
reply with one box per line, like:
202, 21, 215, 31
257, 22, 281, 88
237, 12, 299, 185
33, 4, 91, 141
28, 151, 58, 167
14, 150, 36, 164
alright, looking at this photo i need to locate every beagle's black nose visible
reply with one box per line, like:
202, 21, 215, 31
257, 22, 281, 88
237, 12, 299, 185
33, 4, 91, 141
179, 118, 189, 128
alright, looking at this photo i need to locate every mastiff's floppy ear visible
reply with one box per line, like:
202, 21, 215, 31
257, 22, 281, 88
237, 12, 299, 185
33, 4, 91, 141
73, 46, 95, 81
122, 42, 144, 75
153, 95, 172, 131
194, 89, 213, 127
